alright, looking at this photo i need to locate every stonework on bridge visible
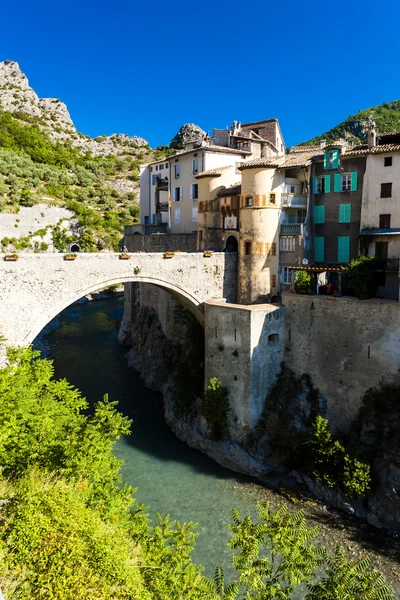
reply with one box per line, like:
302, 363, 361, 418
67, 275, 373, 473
0, 252, 237, 351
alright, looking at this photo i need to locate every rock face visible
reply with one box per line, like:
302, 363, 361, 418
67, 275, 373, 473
169, 123, 207, 149
0, 60, 148, 155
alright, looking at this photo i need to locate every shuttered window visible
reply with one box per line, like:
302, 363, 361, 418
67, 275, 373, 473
339, 204, 351, 223
314, 237, 324, 262
314, 205, 325, 224
338, 236, 350, 263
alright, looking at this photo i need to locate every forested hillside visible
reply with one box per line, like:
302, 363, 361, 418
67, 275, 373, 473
301, 100, 400, 146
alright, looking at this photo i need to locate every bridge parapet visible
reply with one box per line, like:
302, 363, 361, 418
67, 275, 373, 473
0, 252, 237, 350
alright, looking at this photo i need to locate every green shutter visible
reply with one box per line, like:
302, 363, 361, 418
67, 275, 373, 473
331, 149, 339, 169
324, 151, 329, 169
314, 237, 324, 262
325, 175, 331, 193
314, 205, 325, 224
339, 204, 351, 223
351, 171, 358, 191
313, 176, 319, 194
334, 173, 341, 192
338, 236, 350, 263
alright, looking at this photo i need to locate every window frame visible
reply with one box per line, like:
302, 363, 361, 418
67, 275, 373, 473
245, 196, 253, 207
341, 173, 352, 192
282, 267, 293, 284
244, 240, 252, 255
173, 186, 182, 202
384, 156, 392, 167
192, 159, 199, 175
280, 237, 296, 252
380, 182, 392, 198
174, 163, 181, 179
269, 192, 276, 205
190, 183, 198, 200
379, 213, 391, 229
316, 176, 325, 194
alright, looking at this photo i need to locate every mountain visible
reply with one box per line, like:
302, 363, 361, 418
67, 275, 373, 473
169, 123, 207, 149
0, 60, 155, 252
0, 60, 148, 155
300, 100, 400, 146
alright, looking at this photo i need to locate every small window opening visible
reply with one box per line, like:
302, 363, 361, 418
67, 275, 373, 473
244, 241, 251, 255
268, 333, 279, 344
384, 156, 392, 167
70, 244, 80, 252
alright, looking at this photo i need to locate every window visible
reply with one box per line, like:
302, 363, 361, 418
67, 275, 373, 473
159, 164, 164, 170
282, 267, 293, 284
152, 174, 157, 185
150, 167, 153, 172
298, 209, 307, 224
192, 159, 199, 174
280, 237, 296, 252
156, 166, 158, 171
314, 237, 324, 262
244, 241, 251, 255
173, 187, 182, 202
324, 149, 339, 169
381, 182, 392, 198
190, 183, 198, 199
165, 163, 169, 168
379, 214, 391, 228
314, 205, 325, 224
314, 175, 331, 194
341, 174, 352, 192
334, 172, 357, 192
152, 214, 156, 224
338, 236, 350, 263
175, 164, 181, 179
289, 185, 295, 193
192, 207, 198, 222
144, 216, 149, 225
174, 208, 180, 224
339, 204, 351, 223
384, 156, 392, 167
269, 193, 276, 204
245, 196, 253, 207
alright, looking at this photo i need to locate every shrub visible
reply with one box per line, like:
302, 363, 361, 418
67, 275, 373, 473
201, 377, 230, 440
294, 270, 314, 294
303, 416, 371, 497
344, 255, 377, 299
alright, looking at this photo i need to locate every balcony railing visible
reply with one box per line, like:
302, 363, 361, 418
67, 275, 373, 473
374, 258, 399, 272
156, 176, 168, 189
280, 223, 304, 235
281, 193, 307, 207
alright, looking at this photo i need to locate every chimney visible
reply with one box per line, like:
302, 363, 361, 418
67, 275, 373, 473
368, 115, 376, 149
320, 139, 326, 149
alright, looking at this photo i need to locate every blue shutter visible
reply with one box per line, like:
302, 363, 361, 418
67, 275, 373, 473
331, 149, 339, 169
324, 151, 329, 169
313, 176, 319, 194
334, 173, 341, 192
339, 204, 351, 223
325, 175, 331, 193
314, 237, 324, 262
338, 236, 350, 263
351, 171, 358, 191
314, 206, 325, 224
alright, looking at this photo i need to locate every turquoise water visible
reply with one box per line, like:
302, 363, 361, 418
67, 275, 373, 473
41, 297, 260, 576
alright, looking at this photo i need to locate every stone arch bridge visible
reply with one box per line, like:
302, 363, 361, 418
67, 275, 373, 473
0, 252, 237, 350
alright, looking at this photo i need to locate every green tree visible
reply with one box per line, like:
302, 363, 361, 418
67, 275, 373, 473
201, 377, 230, 440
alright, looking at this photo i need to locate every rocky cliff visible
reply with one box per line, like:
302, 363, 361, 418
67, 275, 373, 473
169, 123, 207, 149
0, 60, 148, 156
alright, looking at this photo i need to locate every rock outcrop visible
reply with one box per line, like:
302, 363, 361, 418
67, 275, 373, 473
169, 123, 207, 149
0, 60, 148, 156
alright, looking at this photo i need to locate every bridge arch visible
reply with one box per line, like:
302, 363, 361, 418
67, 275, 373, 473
0, 252, 237, 353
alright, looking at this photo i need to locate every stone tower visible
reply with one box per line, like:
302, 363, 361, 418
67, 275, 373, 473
238, 159, 283, 304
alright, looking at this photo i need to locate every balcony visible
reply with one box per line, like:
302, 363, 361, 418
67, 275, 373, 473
281, 193, 307, 207
156, 176, 168, 190
280, 223, 304, 235
158, 202, 169, 212
374, 258, 399, 272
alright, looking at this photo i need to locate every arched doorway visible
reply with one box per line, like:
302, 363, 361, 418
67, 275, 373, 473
225, 235, 238, 252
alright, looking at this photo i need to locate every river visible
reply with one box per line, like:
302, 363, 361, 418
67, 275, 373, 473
36, 296, 400, 593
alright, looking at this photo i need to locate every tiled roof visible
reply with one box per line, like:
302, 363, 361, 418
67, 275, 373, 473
289, 145, 322, 153
238, 157, 283, 170
343, 144, 400, 158
218, 183, 241, 197
195, 166, 231, 179
167, 144, 251, 162
279, 149, 322, 168
378, 131, 400, 137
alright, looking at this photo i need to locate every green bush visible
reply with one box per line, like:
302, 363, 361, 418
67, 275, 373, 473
303, 416, 371, 497
294, 270, 314, 294
345, 255, 377, 299
201, 378, 230, 440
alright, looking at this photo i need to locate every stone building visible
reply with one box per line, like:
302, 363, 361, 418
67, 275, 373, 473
138, 119, 285, 235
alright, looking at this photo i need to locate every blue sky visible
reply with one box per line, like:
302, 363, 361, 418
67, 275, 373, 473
2, 0, 400, 148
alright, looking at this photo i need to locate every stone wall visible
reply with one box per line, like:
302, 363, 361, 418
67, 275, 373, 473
204, 300, 284, 441
283, 293, 400, 430
124, 231, 197, 253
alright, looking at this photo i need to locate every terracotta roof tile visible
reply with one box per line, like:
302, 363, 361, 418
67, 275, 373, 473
195, 166, 231, 179
343, 144, 400, 158
238, 157, 283, 170
218, 183, 241, 197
